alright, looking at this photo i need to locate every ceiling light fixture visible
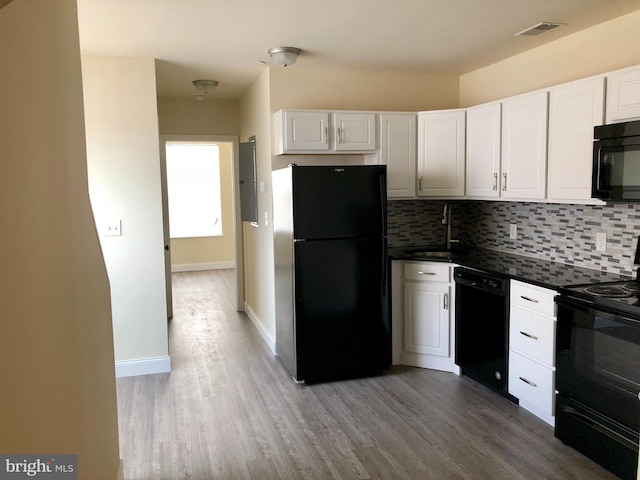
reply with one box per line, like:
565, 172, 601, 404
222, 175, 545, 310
515, 22, 566, 37
268, 47, 301, 67
192, 79, 219, 101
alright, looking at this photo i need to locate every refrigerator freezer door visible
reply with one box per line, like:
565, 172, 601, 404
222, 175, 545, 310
293, 237, 390, 382
291, 165, 386, 240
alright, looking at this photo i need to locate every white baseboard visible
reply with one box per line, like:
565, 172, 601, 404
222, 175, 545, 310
115, 356, 172, 378
171, 261, 235, 272
117, 458, 124, 480
244, 302, 276, 354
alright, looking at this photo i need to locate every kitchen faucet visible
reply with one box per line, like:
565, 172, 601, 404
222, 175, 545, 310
442, 203, 460, 250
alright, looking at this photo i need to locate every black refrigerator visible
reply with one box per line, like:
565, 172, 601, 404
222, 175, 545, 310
272, 164, 390, 383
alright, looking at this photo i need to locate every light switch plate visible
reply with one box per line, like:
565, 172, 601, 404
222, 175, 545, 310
104, 220, 122, 236
596, 232, 607, 252
509, 223, 517, 240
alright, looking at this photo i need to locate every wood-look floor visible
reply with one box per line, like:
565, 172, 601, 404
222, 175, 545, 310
116, 269, 618, 480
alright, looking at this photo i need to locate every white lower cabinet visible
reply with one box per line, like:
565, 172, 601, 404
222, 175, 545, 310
393, 261, 459, 374
508, 280, 557, 426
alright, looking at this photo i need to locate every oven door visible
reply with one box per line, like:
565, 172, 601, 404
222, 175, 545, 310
592, 136, 640, 200
555, 295, 640, 431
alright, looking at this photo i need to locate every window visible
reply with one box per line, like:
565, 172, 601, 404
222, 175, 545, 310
165, 142, 222, 238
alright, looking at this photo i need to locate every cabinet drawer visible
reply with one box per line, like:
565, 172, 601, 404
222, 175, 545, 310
508, 351, 555, 415
510, 280, 556, 317
510, 307, 556, 367
404, 262, 451, 282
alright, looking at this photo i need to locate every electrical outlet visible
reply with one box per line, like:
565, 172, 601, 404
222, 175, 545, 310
104, 220, 122, 236
596, 232, 607, 252
509, 223, 517, 240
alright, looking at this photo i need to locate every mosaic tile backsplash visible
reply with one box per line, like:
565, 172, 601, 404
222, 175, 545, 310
388, 199, 640, 277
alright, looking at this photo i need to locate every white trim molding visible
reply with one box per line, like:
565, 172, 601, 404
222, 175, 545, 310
115, 356, 172, 378
244, 302, 276, 354
171, 261, 235, 272
117, 458, 124, 480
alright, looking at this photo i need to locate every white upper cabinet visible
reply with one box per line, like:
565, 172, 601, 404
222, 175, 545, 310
501, 91, 548, 200
466, 102, 502, 198
333, 112, 377, 151
379, 113, 417, 198
547, 77, 605, 201
275, 110, 330, 153
417, 109, 466, 197
274, 109, 376, 154
606, 66, 640, 124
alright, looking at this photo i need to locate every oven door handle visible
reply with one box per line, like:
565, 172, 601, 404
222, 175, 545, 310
560, 405, 640, 451
555, 295, 640, 327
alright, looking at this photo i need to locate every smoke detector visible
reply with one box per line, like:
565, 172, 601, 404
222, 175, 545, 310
515, 22, 566, 37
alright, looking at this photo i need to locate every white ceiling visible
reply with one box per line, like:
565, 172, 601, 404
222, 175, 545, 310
76, 0, 640, 100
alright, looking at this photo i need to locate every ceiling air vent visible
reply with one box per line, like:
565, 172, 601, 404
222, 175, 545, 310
515, 22, 565, 37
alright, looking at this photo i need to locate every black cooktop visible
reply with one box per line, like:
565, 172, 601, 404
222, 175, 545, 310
559, 280, 640, 317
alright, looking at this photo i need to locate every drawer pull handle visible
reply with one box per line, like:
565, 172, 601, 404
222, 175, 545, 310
519, 377, 537, 388
519, 331, 538, 340
520, 295, 539, 303
417, 271, 436, 276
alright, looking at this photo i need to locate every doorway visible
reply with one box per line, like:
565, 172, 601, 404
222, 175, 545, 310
159, 135, 244, 314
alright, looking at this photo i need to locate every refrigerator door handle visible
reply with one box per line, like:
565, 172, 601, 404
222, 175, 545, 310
379, 173, 387, 234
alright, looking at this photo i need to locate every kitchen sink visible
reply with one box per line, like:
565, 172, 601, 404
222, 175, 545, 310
403, 248, 468, 260
410, 251, 457, 259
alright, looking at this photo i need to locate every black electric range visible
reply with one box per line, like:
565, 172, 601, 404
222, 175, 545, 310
554, 244, 640, 480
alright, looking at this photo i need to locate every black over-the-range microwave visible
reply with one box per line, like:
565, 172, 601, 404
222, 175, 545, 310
592, 119, 640, 201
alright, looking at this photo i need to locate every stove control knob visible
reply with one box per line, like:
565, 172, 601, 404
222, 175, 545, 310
495, 371, 502, 381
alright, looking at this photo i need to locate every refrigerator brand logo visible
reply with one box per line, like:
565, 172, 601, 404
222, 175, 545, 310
1, 456, 77, 479
334, 168, 345, 172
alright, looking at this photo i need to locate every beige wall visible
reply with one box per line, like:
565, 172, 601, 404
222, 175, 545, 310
270, 66, 459, 112
157, 98, 240, 268
239, 70, 277, 346
158, 96, 240, 135
83, 55, 169, 365
0, 0, 120, 477
460, 9, 640, 106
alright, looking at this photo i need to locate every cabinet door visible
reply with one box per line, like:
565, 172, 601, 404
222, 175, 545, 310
333, 112, 376, 151
548, 77, 605, 201
283, 110, 330, 152
606, 67, 640, 123
379, 113, 416, 198
403, 281, 450, 357
466, 102, 501, 198
501, 92, 548, 199
417, 110, 466, 197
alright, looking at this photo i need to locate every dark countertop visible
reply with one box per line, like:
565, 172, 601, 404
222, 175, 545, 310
389, 245, 633, 290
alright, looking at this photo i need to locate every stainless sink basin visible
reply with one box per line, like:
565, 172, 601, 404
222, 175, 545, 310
410, 251, 457, 259
403, 248, 467, 260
